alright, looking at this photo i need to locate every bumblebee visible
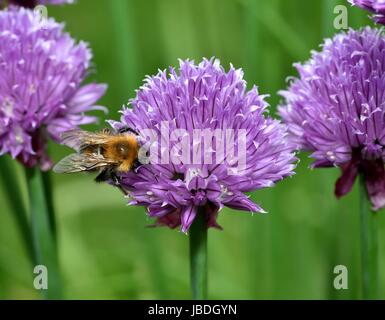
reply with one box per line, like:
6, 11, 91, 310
53, 128, 140, 194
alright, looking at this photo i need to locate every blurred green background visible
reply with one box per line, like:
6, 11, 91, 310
1, 0, 385, 299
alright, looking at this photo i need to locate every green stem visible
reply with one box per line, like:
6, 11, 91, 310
25, 166, 62, 299
359, 174, 378, 300
109, 0, 139, 99
0, 156, 36, 264
42, 171, 57, 245
242, 0, 262, 84
189, 208, 208, 300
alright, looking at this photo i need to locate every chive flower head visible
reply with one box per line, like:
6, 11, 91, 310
279, 28, 385, 210
110, 58, 296, 232
0, 7, 106, 169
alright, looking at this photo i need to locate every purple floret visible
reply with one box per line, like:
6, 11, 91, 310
110, 58, 296, 233
279, 27, 385, 210
0, 7, 106, 169
349, 0, 385, 25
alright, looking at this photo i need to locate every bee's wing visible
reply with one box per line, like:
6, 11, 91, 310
53, 153, 117, 174
61, 129, 111, 151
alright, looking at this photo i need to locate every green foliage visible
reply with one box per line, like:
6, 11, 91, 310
0, 0, 384, 299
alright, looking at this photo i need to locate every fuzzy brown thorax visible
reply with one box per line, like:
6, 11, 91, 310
102, 135, 139, 172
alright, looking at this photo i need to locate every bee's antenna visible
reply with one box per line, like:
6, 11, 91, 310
111, 172, 129, 196
118, 127, 139, 135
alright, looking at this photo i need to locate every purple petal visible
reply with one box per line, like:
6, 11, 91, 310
151, 209, 181, 229
224, 192, 266, 213
147, 204, 175, 217
205, 180, 221, 202
205, 202, 222, 230
68, 83, 107, 113
335, 157, 360, 198
181, 205, 197, 233
362, 159, 385, 211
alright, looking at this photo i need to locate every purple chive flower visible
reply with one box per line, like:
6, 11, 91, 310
0, 0, 74, 8
349, 0, 385, 24
0, 7, 106, 170
279, 27, 385, 210
109, 58, 296, 233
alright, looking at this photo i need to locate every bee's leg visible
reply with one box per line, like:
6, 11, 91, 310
95, 168, 128, 196
95, 168, 110, 183
101, 128, 112, 134
110, 171, 129, 196
131, 159, 142, 171
118, 127, 139, 135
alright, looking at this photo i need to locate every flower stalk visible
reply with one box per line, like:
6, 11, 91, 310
189, 207, 208, 300
359, 173, 378, 299
0, 156, 36, 264
42, 171, 57, 244
109, 0, 139, 97
25, 166, 62, 299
